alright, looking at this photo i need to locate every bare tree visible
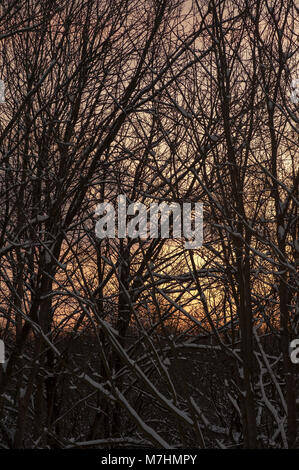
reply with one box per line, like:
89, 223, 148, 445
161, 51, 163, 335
0, 0, 298, 449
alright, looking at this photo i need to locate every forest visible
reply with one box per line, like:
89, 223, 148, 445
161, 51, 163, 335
0, 0, 298, 449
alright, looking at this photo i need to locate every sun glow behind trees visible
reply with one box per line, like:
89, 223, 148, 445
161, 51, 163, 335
0, 0, 298, 449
